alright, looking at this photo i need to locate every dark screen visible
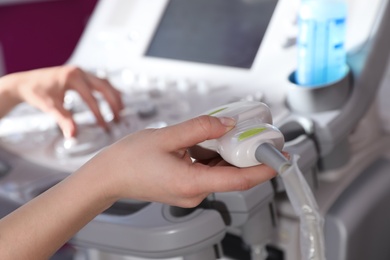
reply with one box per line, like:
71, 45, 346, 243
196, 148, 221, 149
145, 0, 278, 69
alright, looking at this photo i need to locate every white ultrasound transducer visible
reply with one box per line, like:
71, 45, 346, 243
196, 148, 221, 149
196, 101, 285, 168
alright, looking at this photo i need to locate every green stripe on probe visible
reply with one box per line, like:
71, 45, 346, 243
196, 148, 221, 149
208, 107, 227, 116
238, 127, 266, 141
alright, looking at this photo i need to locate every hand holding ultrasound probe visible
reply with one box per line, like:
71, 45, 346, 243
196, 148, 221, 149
0, 66, 277, 259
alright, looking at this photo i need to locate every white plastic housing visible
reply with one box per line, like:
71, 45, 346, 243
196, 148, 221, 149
196, 101, 285, 167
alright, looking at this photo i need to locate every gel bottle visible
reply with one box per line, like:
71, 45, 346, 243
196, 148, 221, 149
296, 0, 348, 87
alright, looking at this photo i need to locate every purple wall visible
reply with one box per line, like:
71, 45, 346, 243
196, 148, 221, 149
0, 0, 98, 74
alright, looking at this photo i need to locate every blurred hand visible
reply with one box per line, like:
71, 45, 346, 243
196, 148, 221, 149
81, 115, 277, 208
5, 65, 123, 138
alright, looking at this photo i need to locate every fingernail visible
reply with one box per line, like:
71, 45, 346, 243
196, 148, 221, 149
218, 117, 236, 128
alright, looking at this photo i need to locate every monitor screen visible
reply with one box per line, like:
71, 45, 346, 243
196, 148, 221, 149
145, 0, 278, 69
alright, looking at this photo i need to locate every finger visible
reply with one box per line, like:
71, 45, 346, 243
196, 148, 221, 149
188, 144, 220, 161
159, 115, 236, 151
205, 157, 228, 167
192, 164, 277, 193
85, 73, 124, 122
47, 104, 77, 138
213, 159, 232, 167
194, 156, 227, 167
69, 76, 108, 131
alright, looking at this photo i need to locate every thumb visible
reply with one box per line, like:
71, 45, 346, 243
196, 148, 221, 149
160, 115, 236, 151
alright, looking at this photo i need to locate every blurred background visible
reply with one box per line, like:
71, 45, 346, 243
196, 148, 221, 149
0, 0, 97, 74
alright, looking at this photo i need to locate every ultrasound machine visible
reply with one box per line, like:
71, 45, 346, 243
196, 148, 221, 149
1, 0, 390, 259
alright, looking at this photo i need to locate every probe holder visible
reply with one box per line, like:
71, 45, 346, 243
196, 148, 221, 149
286, 68, 352, 114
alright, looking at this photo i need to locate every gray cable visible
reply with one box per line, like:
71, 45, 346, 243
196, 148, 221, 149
254, 142, 291, 173
255, 142, 326, 260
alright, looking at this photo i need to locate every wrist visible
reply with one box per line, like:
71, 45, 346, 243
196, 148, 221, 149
0, 74, 23, 117
73, 151, 123, 210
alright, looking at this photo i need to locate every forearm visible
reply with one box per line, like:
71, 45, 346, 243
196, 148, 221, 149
0, 158, 118, 259
0, 74, 23, 118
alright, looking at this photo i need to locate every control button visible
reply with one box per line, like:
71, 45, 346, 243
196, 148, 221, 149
148, 88, 163, 99
54, 126, 110, 158
195, 81, 209, 94
137, 74, 151, 88
242, 91, 264, 102
121, 69, 136, 86
155, 77, 174, 91
176, 79, 192, 92
136, 101, 158, 119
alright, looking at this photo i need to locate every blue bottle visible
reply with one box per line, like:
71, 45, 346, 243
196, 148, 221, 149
296, 0, 348, 87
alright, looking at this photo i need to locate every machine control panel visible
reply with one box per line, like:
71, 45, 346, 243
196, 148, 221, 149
0, 0, 384, 175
